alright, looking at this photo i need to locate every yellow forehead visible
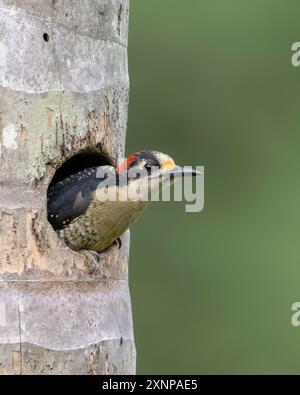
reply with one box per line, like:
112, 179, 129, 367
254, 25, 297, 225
161, 160, 175, 170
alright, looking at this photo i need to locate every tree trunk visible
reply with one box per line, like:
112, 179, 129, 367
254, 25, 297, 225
0, 0, 135, 374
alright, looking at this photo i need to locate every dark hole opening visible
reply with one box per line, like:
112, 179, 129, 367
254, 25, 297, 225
49, 151, 113, 188
43, 33, 50, 42
47, 151, 116, 253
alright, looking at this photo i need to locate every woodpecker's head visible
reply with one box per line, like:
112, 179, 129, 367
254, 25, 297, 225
115, 150, 200, 198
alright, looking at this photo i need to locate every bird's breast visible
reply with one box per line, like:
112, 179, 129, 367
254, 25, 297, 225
58, 197, 149, 253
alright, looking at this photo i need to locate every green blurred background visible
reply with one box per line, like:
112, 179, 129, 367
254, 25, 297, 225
126, 0, 300, 374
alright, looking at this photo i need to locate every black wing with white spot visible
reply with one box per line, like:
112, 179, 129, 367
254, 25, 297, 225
47, 166, 114, 231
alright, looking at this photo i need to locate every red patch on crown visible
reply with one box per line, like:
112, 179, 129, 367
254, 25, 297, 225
115, 152, 139, 174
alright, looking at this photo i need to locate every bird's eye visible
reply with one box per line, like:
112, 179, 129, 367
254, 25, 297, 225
144, 163, 152, 174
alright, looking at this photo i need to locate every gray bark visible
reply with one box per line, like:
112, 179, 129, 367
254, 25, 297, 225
0, 0, 135, 374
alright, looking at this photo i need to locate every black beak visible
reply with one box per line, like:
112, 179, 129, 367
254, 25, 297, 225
166, 165, 202, 178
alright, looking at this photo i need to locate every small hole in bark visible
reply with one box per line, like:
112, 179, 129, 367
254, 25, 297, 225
43, 33, 50, 42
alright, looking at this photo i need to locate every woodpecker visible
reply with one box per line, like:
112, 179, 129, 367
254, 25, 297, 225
47, 150, 200, 259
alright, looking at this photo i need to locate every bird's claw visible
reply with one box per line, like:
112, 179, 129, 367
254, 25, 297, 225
80, 250, 100, 274
116, 237, 122, 249
101, 237, 122, 254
